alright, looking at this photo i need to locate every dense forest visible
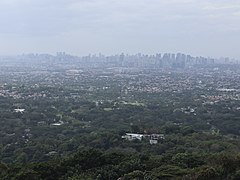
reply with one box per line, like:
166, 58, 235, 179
0, 64, 240, 179
1, 148, 240, 179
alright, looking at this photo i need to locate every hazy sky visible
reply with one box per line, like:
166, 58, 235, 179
0, 0, 240, 58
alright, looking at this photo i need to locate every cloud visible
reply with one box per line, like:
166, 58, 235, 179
1, 0, 239, 35
0, 0, 239, 58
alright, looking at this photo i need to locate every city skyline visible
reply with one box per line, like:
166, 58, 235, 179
1, 52, 237, 65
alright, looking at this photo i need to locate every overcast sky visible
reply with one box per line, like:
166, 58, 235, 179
0, 0, 239, 58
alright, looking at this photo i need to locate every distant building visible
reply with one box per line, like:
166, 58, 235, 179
121, 133, 144, 141
122, 133, 165, 144
14, 109, 25, 113
51, 120, 64, 126
150, 134, 165, 145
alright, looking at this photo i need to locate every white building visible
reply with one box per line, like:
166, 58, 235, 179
122, 133, 165, 144
122, 133, 144, 141
14, 109, 25, 113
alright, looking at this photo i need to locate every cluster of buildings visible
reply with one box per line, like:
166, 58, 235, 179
1, 52, 238, 70
122, 133, 165, 145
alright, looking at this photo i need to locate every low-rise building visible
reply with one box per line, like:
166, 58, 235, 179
122, 133, 165, 144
